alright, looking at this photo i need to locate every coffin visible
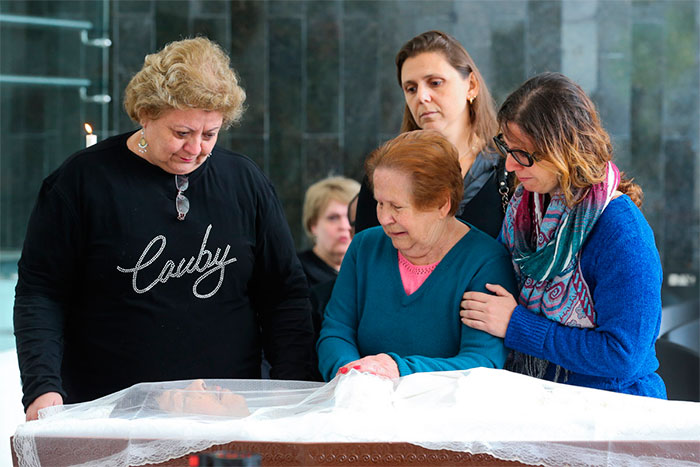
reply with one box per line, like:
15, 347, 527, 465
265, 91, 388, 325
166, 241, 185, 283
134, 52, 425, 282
11, 369, 700, 466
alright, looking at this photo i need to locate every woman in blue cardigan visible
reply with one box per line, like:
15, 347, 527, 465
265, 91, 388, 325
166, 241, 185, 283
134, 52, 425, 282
317, 130, 517, 381
460, 72, 666, 398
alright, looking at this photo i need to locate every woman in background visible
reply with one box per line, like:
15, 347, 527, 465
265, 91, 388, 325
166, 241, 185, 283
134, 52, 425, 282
460, 72, 666, 398
355, 30, 510, 238
318, 130, 516, 381
298, 176, 360, 287
298, 176, 360, 381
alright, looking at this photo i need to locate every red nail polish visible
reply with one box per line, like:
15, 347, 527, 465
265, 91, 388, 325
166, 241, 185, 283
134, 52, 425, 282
353, 365, 361, 370
339, 367, 348, 374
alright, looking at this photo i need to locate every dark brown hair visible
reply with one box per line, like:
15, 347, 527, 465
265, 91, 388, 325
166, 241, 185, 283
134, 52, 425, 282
366, 130, 463, 216
395, 30, 497, 149
498, 72, 643, 207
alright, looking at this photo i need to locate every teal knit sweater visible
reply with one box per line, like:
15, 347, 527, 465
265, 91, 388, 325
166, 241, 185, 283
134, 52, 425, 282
317, 224, 517, 382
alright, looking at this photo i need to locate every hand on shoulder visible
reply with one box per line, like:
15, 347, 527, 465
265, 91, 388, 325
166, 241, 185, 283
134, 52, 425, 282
460, 283, 517, 338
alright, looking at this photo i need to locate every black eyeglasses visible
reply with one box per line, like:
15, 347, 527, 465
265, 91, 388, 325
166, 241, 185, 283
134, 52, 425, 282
175, 175, 189, 221
493, 133, 539, 167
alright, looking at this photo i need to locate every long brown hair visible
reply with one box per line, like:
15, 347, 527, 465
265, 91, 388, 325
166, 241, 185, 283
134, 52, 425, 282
395, 31, 497, 150
497, 72, 643, 207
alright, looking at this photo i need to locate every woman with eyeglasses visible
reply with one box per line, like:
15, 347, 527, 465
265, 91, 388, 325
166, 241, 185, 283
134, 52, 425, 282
460, 72, 666, 398
354, 30, 511, 238
14, 37, 315, 420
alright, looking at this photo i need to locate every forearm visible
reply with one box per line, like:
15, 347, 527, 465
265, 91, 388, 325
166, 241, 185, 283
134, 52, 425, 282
315, 240, 364, 381
505, 305, 654, 379
14, 294, 67, 410
316, 334, 362, 381
262, 296, 315, 380
388, 329, 508, 376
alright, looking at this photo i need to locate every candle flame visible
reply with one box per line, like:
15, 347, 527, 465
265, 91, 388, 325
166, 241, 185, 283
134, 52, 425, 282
84, 123, 93, 134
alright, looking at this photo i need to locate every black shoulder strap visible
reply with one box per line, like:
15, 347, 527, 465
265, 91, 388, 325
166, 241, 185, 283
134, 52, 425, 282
496, 157, 511, 214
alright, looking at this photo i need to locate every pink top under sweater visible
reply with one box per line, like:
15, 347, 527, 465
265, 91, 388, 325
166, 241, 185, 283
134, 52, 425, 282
398, 251, 440, 295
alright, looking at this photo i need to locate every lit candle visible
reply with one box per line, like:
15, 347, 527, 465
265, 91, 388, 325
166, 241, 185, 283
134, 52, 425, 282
84, 123, 97, 147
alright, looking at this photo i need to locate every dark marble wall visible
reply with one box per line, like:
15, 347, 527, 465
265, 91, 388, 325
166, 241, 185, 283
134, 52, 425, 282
1, 0, 699, 310
0, 1, 106, 253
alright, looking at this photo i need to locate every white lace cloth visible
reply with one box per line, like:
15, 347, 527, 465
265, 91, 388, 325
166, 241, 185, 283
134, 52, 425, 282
13, 368, 700, 467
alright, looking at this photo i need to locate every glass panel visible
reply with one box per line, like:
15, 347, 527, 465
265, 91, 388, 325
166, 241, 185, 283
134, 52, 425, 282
0, 0, 110, 352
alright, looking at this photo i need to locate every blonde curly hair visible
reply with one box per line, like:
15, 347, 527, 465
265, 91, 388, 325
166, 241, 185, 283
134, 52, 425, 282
124, 37, 246, 128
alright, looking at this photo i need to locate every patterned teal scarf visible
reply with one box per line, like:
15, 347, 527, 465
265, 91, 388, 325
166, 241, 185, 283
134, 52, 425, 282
502, 162, 620, 378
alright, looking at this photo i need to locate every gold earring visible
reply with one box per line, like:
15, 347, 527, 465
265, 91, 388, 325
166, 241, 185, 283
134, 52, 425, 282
137, 129, 148, 154
468, 96, 475, 104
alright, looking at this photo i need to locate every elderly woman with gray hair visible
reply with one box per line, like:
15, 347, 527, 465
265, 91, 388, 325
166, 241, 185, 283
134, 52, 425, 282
14, 37, 314, 420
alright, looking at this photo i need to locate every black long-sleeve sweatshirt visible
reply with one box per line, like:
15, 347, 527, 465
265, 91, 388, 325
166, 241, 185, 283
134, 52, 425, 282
14, 132, 314, 409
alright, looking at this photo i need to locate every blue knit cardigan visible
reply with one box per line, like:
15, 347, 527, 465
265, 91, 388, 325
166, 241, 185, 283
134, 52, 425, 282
504, 195, 667, 398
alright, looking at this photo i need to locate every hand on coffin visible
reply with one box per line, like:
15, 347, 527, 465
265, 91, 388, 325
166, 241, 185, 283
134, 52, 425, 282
26, 391, 64, 421
337, 353, 399, 379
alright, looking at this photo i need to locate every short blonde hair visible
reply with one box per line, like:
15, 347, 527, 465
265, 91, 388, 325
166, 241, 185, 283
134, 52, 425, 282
303, 176, 361, 240
124, 37, 246, 128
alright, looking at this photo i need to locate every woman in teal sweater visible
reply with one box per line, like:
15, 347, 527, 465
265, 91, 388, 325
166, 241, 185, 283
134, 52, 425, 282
317, 130, 517, 381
